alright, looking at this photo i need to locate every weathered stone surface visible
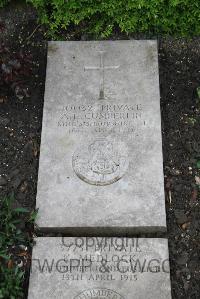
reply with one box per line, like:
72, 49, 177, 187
28, 237, 171, 299
36, 41, 166, 232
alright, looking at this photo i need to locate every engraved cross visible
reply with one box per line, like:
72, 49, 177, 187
84, 51, 120, 100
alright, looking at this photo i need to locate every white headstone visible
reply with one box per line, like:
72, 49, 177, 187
28, 237, 171, 299
36, 41, 166, 233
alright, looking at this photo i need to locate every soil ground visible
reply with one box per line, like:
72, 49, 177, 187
0, 2, 199, 299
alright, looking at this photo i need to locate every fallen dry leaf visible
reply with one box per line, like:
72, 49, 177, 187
7, 259, 13, 269
20, 181, 28, 193
168, 190, 172, 205
32, 140, 39, 157
0, 96, 7, 103
181, 222, 191, 230
191, 189, 198, 203
195, 176, 200, 186
17, 251, 28, 257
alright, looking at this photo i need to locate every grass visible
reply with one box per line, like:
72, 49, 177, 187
0, 194, 37, 299
197, 87, 200, 100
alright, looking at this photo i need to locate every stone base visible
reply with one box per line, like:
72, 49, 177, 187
28, 237, 171, 299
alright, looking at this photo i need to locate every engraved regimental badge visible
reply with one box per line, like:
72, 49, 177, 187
74, 288, 124, 299
72, 138, 129, 186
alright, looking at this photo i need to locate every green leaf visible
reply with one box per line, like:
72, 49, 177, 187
28, 209, 38, 223
0, 253, 10, 260
197, 161, 200, 169
197, 87, 200, 99
14, 207, 29, 213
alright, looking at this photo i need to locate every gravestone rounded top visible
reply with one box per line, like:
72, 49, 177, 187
72, 138, 129, 186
